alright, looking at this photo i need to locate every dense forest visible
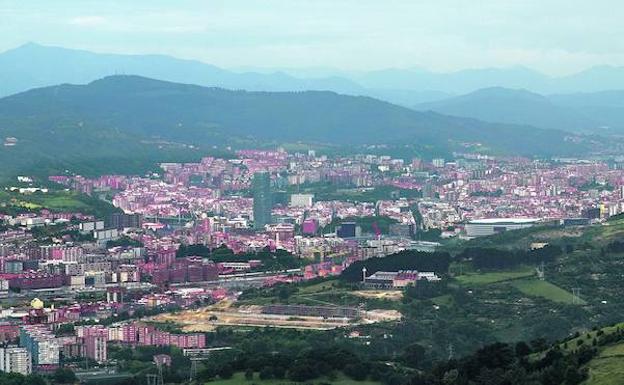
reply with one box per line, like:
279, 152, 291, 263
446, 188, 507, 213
0, 75, 590, 179
341, 250, 452, 282
457, 245, 562, 270
176, 244, 304, 271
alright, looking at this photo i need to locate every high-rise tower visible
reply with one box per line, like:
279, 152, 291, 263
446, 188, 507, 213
252, 172, 272, 230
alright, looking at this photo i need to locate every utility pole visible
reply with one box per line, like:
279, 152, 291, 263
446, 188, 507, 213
146, 374, 162, 385
189, 358, 199, 382
572, 288, 581, 305
536, 262, 545, 280
157, 362, 164, 385
447, 343, 454, 360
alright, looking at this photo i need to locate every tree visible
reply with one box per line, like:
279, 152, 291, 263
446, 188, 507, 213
53, 367, 77, 384
197, 365, 217, 381
341, 250, 451, 282
515, 341, 531, 357
272, 366, 286, 379
54, 323, 75, 336
288, 361, 318, 382
0, 372, 26, 385
564, 367, 585, 385
218, 364, 234, 379
244, 368, 254, 380
259, 366, 274, 380
344, 362, 369, 381
403, 343, 426, 367
278, 286, 291, 301
24, 374, 48, 385
442, 369, 459, 385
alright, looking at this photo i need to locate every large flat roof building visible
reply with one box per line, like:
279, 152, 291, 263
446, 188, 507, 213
464, 218, 538, 237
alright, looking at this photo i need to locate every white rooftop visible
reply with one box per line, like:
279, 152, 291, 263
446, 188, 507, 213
468, 218, 539, 224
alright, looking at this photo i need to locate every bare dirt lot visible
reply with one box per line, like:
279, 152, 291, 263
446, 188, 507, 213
153, 300, 401, 331
351, 290, 403, 301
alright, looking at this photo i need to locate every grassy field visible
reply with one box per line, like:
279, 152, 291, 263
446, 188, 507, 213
431, 294, 453, 307
583, 342, 624, 385
455, 266, 535, 285
580, 218, 624, 243
598, 342, 624, 357
297, 279, 339, 294
509, 279, 583, 304
206, 372, 380, 385
555, 323, 624, 354
0, 189, 118, 217
551, 322, 624, 384
238, 277, 400, 310
36, 194, 92, 211
0, 190, 84, 209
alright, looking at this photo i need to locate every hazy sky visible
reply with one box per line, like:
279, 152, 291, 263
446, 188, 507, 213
1, 0, 623, 75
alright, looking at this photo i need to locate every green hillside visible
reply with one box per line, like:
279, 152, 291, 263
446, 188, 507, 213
584, 340, 624, 385
0, 188, 119, 217
0, 75, 590, 179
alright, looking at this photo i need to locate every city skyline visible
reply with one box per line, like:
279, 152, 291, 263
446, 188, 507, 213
0, 2, 623, 383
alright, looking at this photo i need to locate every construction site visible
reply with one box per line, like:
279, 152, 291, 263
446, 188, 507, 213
153, 300, 401, 331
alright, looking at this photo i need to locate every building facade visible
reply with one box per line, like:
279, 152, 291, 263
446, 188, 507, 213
252, 172, 272, 230
19, 326, 60, 369
0, 346, 31, 375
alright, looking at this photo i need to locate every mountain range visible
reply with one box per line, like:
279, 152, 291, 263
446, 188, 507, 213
350, 65, 624, 95
0, 76, 588, 178
414, 87, 624, 133
0, 43, 445, 106
0, 42, 619, 179
3, 43, 624, 105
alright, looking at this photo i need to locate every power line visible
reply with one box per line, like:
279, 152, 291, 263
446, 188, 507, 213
572, 287, 581, 305
189, 359, 199, 382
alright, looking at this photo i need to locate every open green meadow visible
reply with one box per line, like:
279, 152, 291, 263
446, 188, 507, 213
455, 266, 535, 285
584, 355, 624, 385
548, 322, 624, 384
297, 279, 339, 294
0, 188, 119, 217
430, 294, 453, 307
583, 341, 624, 385
35, 194, 91, 211
509, 279, 583, 304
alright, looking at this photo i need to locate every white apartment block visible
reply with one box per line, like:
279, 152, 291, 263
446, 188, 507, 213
0, 346, 32, 375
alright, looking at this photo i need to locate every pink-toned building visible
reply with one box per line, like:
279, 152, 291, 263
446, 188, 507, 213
0, 323, 19, 342
106, 323, 206, 349
302, 219, 318, 235
84, 335, 107, 363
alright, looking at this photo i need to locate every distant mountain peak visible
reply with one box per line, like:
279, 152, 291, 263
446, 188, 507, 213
0, 74, 578, 160
466, 87, 549, 101
17, 41, 41, 48
1, 42, 624, 101
412, 86, 604, 133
